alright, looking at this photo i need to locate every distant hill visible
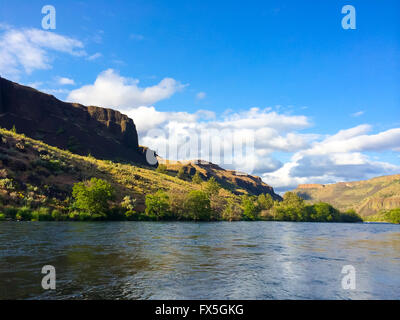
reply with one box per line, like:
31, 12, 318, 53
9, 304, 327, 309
0, 77, 149, 165
159, 159, 282, 200
293, 175, 400, 216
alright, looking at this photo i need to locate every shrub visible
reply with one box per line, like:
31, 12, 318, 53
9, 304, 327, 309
185, 190, 211, 221
145, 190, 170, 220
0, 213, 5, 221
68, 211, 80, 221
192, 171, 203, 184
209, 193, 227, 220
72, 178, 115, 216
16, 206, 32, 221
177, 167, 185, 180
51, 209, 65, 221
78, 212, 92, 221
31, 208, 52, 221
341, 209, 363, 223
204, 177, 221, 198
121, 195, 136, 211
384, 208, 400, 224
168, 188, 187, 219
0, 178, 17, 191
4, 207, 18, 219
125, 210, 137, 220
222, 198, 243, 221
156, 164, 167, 174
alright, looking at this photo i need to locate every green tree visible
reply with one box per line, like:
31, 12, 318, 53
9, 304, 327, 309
192, 171, 203, 184
72, 178, 115, 216
185, 190, 211, 221
257, 194, 274, 210
204, 177, 221, 198
222, 198, 243, 221
168, 188, 187, 219
145, 190, 170, 220
241, 195, 259, 220
340, 209, 363, 222
273, 192, 306, 221
309, 202, 341, 222
384, 208, 400, 224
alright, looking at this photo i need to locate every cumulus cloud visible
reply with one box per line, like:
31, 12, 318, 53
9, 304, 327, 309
123, 104, 400, 188
0, 26, 86, 77
67, 69, 186, 108
121, 105, 315, 175
57, 77, 75, 85
65, 68, 400, 191
263, 125, 400, 192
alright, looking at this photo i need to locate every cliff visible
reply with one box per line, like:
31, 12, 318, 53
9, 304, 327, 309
0, 77, 149, 165
293, 175, 400, 216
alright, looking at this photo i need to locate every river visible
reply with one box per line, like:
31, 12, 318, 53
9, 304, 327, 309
0, 221, 399, 300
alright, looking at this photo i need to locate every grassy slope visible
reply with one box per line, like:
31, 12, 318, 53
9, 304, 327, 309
293, 175, 400, 217
0, 128, 246, 212
0, 128, 200, 211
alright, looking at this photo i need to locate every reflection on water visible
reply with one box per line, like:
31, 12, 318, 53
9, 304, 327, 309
0, 222, 399, 300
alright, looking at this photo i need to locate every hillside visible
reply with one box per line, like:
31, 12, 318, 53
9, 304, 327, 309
0, 77, 149, 165
159, 159, 281, 200
293, 175, 400, 216
0, 128, 282, 215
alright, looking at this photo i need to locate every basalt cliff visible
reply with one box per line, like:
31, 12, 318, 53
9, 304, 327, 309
0, 77, 148, 165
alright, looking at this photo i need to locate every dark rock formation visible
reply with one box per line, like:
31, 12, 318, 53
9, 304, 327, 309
0, 77, 150, 165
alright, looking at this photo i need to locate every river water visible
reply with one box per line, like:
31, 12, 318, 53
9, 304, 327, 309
0, 221, 399, 300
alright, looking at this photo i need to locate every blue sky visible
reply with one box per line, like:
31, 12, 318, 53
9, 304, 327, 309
0, 0, 399, 191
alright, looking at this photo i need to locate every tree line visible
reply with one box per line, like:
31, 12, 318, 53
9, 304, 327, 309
0, 177, 364, 222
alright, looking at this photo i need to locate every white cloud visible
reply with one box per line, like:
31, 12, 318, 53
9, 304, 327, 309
263, 125, 400, 191
0, 26, 86, 77
122, 105, 314, 175
67, 69, 186, 108
64, 68, 400, 191
196, 92, 206, 100
351, 111, 364, 117
57, 77, 75, 85
87, 52, 102, 61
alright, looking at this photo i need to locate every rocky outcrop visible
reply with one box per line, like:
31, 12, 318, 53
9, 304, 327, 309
160, 159, 282, 200
0, 77, 150, 165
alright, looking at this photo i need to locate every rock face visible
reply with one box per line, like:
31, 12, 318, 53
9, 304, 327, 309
0, 77, 150, 165
293, 175, 400, 216
159, 159, 282, 199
